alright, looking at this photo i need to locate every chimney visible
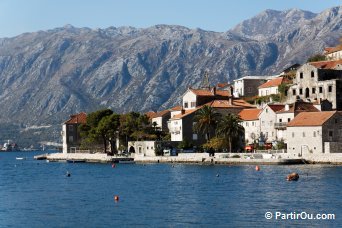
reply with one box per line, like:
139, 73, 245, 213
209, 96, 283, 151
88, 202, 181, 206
181, 107, 185, 115
229, 97, 233, 106
230, 86, 234, 98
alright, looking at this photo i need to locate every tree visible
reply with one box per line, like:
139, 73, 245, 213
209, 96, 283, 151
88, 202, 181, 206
79, 109, 113, 153
193, 105, 221, 142
216, 113, 244, 152
307, 54, 326, 62
97, 114, 120, 154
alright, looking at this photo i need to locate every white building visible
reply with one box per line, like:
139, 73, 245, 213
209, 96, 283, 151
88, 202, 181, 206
258, 76, 284, 97
258, 104, 285, 143
239, 109, 261, 144
324, 46, 342, 61
287, 111, 342, 155
62, 112, 87, 154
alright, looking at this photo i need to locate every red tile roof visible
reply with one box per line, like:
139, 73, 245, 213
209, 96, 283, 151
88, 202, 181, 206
268, 104, 285, 112
239, 109, 261, 121
146, 111, 157, 119
205, 99, 255, 109
287, 111, 336, 127
64, 112, 87, 124
189, 88, 231, 97
309, 59, 342, 69
324, 46, 342, 54
171, 109, 198, 119
258, 77, 284, 89
217, 83, 230, 88
276, 102, 319, 114
153, 110, 170, 118
170, 106, 182, 111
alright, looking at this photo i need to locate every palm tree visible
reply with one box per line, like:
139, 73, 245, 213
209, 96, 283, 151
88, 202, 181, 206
216, 113, 244, 152
193, 105, 221, 142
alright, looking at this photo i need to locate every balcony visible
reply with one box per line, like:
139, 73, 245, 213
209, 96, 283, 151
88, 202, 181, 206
274, 122, 288, 129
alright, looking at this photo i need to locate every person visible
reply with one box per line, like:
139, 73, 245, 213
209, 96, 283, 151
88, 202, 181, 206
208, 147, 215, 157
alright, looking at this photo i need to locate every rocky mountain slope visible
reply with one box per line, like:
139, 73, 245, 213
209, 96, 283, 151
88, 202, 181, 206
0, 6, 341, 145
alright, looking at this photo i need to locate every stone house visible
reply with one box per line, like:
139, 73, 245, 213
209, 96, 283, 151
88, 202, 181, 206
233, 76, 268, 97
62, 112, 87, 153
239, 109, 262, 144
258, 76, 284, 97
287, 111, 342, 155
147, 110, 171, 132
285, 60, 342, 110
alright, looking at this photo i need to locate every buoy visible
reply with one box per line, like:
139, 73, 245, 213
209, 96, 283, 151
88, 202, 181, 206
112, 164, 116, 168
114, 195, 119, 201
287, 172, 299, 181
255, 165, 260, 171
216, 174, 219, 177
66, 171, 71, 177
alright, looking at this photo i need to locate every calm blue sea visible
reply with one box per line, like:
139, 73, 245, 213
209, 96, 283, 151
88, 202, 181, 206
0, 151, 341, 227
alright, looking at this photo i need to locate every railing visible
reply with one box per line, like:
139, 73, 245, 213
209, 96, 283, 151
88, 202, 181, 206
274, 122, 288, 129
255, 149, 287, 154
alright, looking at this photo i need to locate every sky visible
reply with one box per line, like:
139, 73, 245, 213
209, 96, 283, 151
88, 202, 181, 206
0, 0, 341, 38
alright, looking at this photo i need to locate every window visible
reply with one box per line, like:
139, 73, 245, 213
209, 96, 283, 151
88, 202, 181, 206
292, 89, 296, 95
151, 146, 153, 149
68, 136, 74, 142
246, 122, 249, 127
193, 134, 198, 140
262, 121, 265, 126
68, 125, 74, 131
184, 102, 188, 108
299, 88, 303, 95
147, 146, 149, 149
266, 108, 268, 113
329, 131, 333, 137
279, 118, 282, 123
288, 118, 291, 122
292, 132, 295, 138
311, 71, 314, 78
302, 132, 305, 137
312, 87, 316, 94
328, 85, 332, 92
313, 131, 316, 137
319, 87, 323, 93
248, 87, 252, 92
335, 119, 338, 124
252, 122, 255, 126
300, 72, 303, 79
191, 102, 196, 107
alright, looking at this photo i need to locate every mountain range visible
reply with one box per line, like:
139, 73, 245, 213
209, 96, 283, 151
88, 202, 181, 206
0, 6, 341, 146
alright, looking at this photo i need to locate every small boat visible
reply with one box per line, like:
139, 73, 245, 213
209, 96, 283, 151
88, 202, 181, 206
66, 159, 85, 163
16, 157, 26, 160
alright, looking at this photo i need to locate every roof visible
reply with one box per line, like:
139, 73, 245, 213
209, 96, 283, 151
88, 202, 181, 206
258, 77, 284, 89
276, 102, 319, 114
170, 106, 182, 111
217, 83, 230, 88
267, 104, 285, 112
171, 109, 198, 119
287, 111, 336, 127
205, 99, 255, 109
233, 76, 269, 81
152, 110, 170, 118
189, 88, 230, 97
146, 111, 157, 119
239, 109, 262, 121
324, 46, 342, 55
309, 59, 342, 69
64, 112, 87, 124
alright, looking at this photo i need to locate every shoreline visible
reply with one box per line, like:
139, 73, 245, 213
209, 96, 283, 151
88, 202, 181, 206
34, 152, 342, 165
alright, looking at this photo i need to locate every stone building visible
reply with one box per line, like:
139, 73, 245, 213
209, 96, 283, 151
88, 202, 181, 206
285, 60, 342, 110
258, 104, 285, 143
287, 111, 342, 155
62, 112, 87, 154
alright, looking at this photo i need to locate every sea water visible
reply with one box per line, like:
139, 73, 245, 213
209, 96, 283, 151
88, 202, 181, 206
0, 151, 341, 227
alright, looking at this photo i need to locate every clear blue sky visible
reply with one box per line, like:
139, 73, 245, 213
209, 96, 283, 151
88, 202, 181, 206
0, 0, 340, 38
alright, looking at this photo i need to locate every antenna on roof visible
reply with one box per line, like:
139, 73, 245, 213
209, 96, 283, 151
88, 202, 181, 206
200, 70, 210, 90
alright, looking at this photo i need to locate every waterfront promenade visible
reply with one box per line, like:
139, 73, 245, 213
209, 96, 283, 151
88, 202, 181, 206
36, 152, 342, 165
